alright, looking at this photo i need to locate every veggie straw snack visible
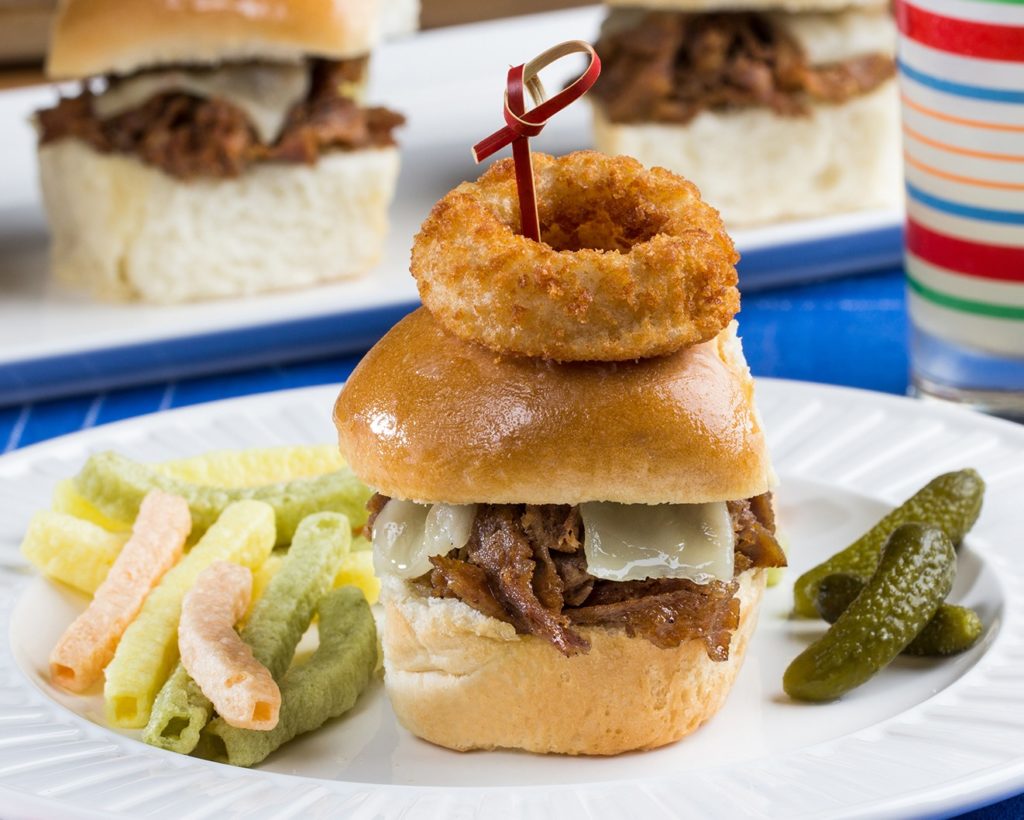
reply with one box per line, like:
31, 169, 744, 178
146, 512, 352, 753
197, 586, 377, 767
22, 512, 128, 595
178, 562, 281, 730
103, 500, 275, 728
75, 451, 371, 546
20, 445, 382, 767
50, 490, 190, 692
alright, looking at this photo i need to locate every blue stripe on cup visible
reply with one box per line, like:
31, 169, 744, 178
899, 60, 1024, 104
906, 182, 1024, 225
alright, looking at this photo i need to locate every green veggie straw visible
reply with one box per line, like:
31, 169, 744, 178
143, 513, 352, 753
196, 586, 377, 767
75, 451, 372, 547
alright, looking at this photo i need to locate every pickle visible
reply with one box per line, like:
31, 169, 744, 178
793, 470, 984, 617
904, 605, 984, 657
814, 573, 864, 623
815, 573, 982, 657
74, 451, 373, 547
784, 524, 955, 702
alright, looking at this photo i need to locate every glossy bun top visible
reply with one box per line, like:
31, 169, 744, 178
334, 308, 774, 505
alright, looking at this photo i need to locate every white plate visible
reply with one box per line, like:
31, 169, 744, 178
0, 6, 902, 404
0, 380, 1022, 819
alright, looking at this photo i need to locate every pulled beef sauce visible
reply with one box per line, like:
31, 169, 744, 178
591, 11, 895, 124
37, 58, 405, 180
367, 495, 786, 661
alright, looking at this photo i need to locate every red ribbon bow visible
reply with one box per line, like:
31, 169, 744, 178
472, 40, 601, 243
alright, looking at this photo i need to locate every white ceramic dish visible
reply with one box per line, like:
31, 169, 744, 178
0, 380, 1021, 818
0, 6, 902, 404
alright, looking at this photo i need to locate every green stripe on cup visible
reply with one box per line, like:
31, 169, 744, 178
962, 0, 1024, 6
908, 274, 1024, 320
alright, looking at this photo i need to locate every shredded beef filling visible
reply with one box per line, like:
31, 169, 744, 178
463, 506, 592, 656
369, 494, 786, 661
591, 11, 895, 124
37, 58, 405, 180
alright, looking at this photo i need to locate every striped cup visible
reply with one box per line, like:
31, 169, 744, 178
897, 0, 1024, 409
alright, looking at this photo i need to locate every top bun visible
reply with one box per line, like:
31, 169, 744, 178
334, 308, 775, 505
606, 0, 889, 14
46, 0, 378, 79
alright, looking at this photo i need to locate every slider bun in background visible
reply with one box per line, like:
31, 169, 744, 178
593, 81, 900, 227
46, 0, 379, 79
593, 6, 900, 226
39, 141, 399, 303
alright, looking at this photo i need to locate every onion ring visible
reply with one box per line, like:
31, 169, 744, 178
410, 150, 739, 362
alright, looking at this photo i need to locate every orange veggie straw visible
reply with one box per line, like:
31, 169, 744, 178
472, 40, 601, 243
179, 561, 281, 731
50, 490, 190, 692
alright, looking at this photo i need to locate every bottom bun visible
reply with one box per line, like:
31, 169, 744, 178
38, 139, 399, 303
592, 79, 900, 227
381, 569, 766, 755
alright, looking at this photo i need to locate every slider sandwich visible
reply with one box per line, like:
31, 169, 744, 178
590, 1, 900, 225
36, 0, 405, 302
335, 152, 787, 755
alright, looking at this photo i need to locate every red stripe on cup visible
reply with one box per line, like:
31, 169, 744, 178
896, 0, 1024, 62
906, 217, 1024, 281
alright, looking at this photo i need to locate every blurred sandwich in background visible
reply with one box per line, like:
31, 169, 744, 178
589, 0, 900, 226
34, 0, 408, 303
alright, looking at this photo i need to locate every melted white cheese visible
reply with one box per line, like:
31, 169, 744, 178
372, 499, 734, 585
372, 500, 477, 579
93, 62, 310, 143
423, 503, 477, 558
580, 501, 734, 584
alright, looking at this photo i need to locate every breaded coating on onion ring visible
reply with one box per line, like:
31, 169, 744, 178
411, 151, 739, 362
